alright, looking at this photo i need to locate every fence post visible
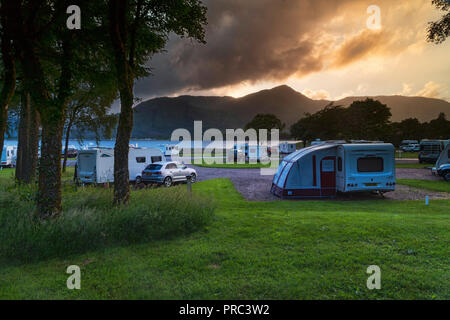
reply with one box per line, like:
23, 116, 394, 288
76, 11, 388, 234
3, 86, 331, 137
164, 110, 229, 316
186, 175, 192, 195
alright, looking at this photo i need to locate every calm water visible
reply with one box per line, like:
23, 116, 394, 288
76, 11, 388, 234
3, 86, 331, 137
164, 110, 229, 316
3, 139, 216, 152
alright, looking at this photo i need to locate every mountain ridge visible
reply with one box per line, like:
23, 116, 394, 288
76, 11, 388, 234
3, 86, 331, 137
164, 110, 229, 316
130, 85, 450, 138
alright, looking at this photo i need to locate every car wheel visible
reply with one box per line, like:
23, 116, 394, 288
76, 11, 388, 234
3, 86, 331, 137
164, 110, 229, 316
135, 176, 142, 184
164, 176, 172, 187
444, 172, 450, 182
190, 173, 196, 183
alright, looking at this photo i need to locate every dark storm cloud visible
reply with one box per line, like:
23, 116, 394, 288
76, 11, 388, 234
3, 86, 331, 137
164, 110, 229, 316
134, 0, 352, 98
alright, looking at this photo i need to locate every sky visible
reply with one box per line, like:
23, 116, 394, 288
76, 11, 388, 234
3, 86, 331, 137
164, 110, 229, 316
114, 0, 450, 112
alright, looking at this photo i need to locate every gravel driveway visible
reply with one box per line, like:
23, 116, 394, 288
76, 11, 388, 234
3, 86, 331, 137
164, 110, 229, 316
192, 166, 449, 201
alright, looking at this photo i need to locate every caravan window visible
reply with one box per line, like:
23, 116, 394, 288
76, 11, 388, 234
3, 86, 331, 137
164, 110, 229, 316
357, 157, 383, 172
337, 157, 342, 171
151, 156, 162, 163
101, 154, 112, 158
136, 157, 146, 163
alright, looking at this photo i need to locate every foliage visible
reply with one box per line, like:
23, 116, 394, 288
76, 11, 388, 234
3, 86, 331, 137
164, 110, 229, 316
0, 178, 215, 263
290, 99, 450, 146
244, 114, 285, 137
427, 0, 450, 44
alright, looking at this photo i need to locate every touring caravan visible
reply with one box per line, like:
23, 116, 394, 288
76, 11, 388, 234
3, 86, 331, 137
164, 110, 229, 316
418, 140, 448, 163
279, 142, 296, 154
271, 143, 395, 198
77, 147, 165, 184
1, 145, 17, 167
432, 143, 450, 181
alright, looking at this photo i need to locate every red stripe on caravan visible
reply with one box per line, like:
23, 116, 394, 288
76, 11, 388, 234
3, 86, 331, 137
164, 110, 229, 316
275, 161, 289, 186
312, 155, 317, 187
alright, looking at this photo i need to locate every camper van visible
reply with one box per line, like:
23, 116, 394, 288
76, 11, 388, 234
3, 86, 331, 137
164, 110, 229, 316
419, 140, 448, 163
1, 145, 17, 167
271, 143, 395, 198
77, 147, 165, 184
432, 143, 450, 181
279, 142, 296, 154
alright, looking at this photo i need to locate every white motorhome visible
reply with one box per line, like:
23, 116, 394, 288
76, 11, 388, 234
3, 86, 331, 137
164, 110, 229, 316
1, 145, 17, 167
77, 147, 165, 184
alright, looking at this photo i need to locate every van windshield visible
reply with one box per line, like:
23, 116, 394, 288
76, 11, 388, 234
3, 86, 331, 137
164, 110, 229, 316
357, 157, 383, 172
145, 164, 162, 170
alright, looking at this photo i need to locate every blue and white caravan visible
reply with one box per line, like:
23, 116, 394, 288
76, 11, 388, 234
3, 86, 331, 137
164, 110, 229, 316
271, 143, 395, 198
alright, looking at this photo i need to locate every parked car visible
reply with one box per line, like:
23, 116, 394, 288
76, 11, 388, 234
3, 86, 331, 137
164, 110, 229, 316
400, 140, 418, 152
141, 161, 197, 187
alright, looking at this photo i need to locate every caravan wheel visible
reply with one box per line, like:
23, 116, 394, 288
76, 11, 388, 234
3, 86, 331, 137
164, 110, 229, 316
135, 176, 142, 184
444, 172, 450, 182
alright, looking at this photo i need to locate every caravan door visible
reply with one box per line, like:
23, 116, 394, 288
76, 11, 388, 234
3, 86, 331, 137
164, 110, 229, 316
320, 156, 336, 197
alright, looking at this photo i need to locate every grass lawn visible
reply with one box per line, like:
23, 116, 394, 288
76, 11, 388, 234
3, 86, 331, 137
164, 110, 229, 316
395, 163, 432, 169
396, 151, 418, 159
0, 170, 449, 299
397, 179, 450, 193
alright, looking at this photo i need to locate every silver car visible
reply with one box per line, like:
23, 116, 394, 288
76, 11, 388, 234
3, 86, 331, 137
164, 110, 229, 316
141, 161, 197, 187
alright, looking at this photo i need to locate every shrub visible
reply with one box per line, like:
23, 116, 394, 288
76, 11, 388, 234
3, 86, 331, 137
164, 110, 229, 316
0, 183, 215, 263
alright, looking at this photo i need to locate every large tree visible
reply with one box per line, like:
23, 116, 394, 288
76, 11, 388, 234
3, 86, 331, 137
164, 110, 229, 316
427, 0, 450, 44
0, 0, 17, 163
15, 88, 40, 184
245, 113, 285, 139
107, 0, 207, 205
11, 1, 115, 217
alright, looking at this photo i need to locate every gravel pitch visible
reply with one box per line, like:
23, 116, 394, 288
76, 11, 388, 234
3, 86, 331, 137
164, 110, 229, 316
192, 166, 449, 201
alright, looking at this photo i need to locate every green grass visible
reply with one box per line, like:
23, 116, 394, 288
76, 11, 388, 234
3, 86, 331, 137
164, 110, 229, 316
395, 163, 432, 169
397, 179, 450, 193
0, 168, 215, 263
0, 173, 449, 299
396, 151, 418, 159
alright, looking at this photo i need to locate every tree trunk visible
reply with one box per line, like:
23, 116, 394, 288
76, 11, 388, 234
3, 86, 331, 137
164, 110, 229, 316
62, 119, 73, 173
109, 0, 134, 205
15, 16, 71, 217
37, 114, 64, 217
15, 91, 30, 182
16, 91, 40, 184
113, 89, 133, 205
0, 1, 17, 164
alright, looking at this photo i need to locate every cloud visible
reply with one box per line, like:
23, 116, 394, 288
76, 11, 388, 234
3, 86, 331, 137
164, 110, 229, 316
132, 0, 436, 100
415, 81, 448, 100
301, 89, 330, 100
399, 83, 413, 95
331, 29, 389, 68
